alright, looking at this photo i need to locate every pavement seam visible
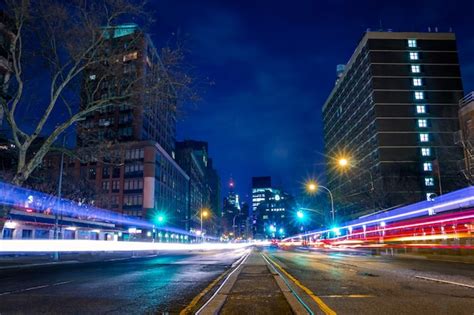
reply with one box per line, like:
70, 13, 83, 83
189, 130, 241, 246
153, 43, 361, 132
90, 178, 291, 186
263, 253, 337, 315
261, 253, 313, 315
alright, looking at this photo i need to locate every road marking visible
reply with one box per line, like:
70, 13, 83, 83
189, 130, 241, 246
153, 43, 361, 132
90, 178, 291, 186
263, 254, 337, 315
261, 253, 314, 315
321, 294, 374, 298
0, 280, 73, 297
195, 249, 251, 314
415, 276, 474, 289
179, 250, 250, 315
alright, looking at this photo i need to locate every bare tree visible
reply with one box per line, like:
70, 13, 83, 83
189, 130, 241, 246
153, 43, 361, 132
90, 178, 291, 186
0, 0, 193, 187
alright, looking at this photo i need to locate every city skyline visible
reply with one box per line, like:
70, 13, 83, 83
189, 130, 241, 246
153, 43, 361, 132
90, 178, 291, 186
150, 0, 474, 200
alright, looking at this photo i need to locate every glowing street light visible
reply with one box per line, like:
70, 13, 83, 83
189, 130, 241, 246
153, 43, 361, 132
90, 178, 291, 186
200, 208, 210, 242
338, 157, 349, 168
297, 210, 304, 219
304, 179, 335, 224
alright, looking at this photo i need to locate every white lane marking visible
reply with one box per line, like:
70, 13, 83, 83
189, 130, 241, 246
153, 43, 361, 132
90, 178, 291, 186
415, 276, 474, 289
195, 249, 251, 314
0, 280, 74, 296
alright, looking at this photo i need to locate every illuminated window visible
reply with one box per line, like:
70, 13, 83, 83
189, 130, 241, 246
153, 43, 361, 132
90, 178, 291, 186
416, 105, 426, 114
411, 65, 420, 73
419, 133, 429, 142
425, 177, 434, 186
123, 51, 138, 62
423, 162, 432, 171
408, 39, 417, 48
413, 78, 422, 86
415, 91, 424, 100
409, 52, 419, 60
421, 148, 431, 156
418, 119, 427, 128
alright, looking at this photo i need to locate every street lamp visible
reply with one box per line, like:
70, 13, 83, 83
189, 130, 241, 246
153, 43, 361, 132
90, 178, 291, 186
200, 208, 209, 242
305, 180, 335, 223
336, 156, 374, 191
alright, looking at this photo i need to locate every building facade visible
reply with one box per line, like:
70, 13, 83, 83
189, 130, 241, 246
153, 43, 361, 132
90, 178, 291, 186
74, 24, 189, 229
457, 92, 474, 184
251, 176, 294, 239
175, 140, 211, 232
323, 31, 466, 220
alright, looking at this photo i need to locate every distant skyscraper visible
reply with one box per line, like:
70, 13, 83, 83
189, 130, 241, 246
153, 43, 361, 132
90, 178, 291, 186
323, 31, 466, 220
251, 176, 294, 239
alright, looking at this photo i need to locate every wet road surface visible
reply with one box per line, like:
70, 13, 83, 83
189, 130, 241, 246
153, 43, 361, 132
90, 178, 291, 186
0, 249, 247, 314
265, 248, 474, 315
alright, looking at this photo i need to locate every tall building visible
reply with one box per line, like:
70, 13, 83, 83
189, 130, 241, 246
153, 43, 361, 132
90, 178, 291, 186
456, 92, 474, 184
251, 176, 294, 239
323, 31, 466, 220
222, 178, 241, 235
73, 24, 189, 229
78, 23, 176, 155
175, 140, 211, 232
206, 158, 222, 229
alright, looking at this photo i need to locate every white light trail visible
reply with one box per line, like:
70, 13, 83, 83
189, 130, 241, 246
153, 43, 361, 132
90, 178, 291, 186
0, 240, 258, 253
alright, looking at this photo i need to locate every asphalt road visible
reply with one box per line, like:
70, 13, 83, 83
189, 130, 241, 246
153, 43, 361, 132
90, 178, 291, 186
265, 248, 474, 315
0, 249, 247, 314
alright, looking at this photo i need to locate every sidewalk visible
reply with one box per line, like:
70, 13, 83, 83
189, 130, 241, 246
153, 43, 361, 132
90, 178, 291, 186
214, 249, 294, 315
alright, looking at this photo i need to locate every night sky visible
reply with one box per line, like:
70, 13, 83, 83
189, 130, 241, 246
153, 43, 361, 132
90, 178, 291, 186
149, 0, 474, 201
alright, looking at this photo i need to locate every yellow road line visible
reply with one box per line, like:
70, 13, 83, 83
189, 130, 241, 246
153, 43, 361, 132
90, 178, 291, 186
263, 253, 337, 315
179, 268, 230, 315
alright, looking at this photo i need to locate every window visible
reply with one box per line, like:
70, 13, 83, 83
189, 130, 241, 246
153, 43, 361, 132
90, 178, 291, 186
424, 177, 434, 186
416, 105, 426, 114
411, 65, 420, 73
22, 229, 33, 239
125, 163, 144, 174
88, 167, 96, 180
413, 78, 422, 86
419, 133, 429, 142
89, 74, 96, 80
124, 194, 142, 206
102, 180, 110, 191
125, 149, 144, 160
110, 195, 119, 208
124, 179, 143, 190
112, 167, 121, 178
409, 52, 419, 60
408, 39, 417, 48
423, 162, 433, 171
102, 166, 110, 178
418, 119, 428, 128
123, 51, 138, 62
421, 147, 431, 156
112, 180, 120, 191
415, 91, 424, 100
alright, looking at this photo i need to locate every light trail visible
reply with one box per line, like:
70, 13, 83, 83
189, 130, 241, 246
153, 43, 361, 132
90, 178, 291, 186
0, 240, 259, 253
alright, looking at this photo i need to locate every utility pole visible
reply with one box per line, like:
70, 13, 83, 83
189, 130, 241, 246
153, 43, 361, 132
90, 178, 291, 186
53, 135, 66, 261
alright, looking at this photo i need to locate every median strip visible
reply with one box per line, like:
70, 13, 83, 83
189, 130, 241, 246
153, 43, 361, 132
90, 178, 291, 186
263, 253, 337, 315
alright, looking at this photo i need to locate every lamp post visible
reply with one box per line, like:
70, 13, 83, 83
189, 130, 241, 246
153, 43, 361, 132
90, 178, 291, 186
200, 208, 209, 242
305, 180, 335, 224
